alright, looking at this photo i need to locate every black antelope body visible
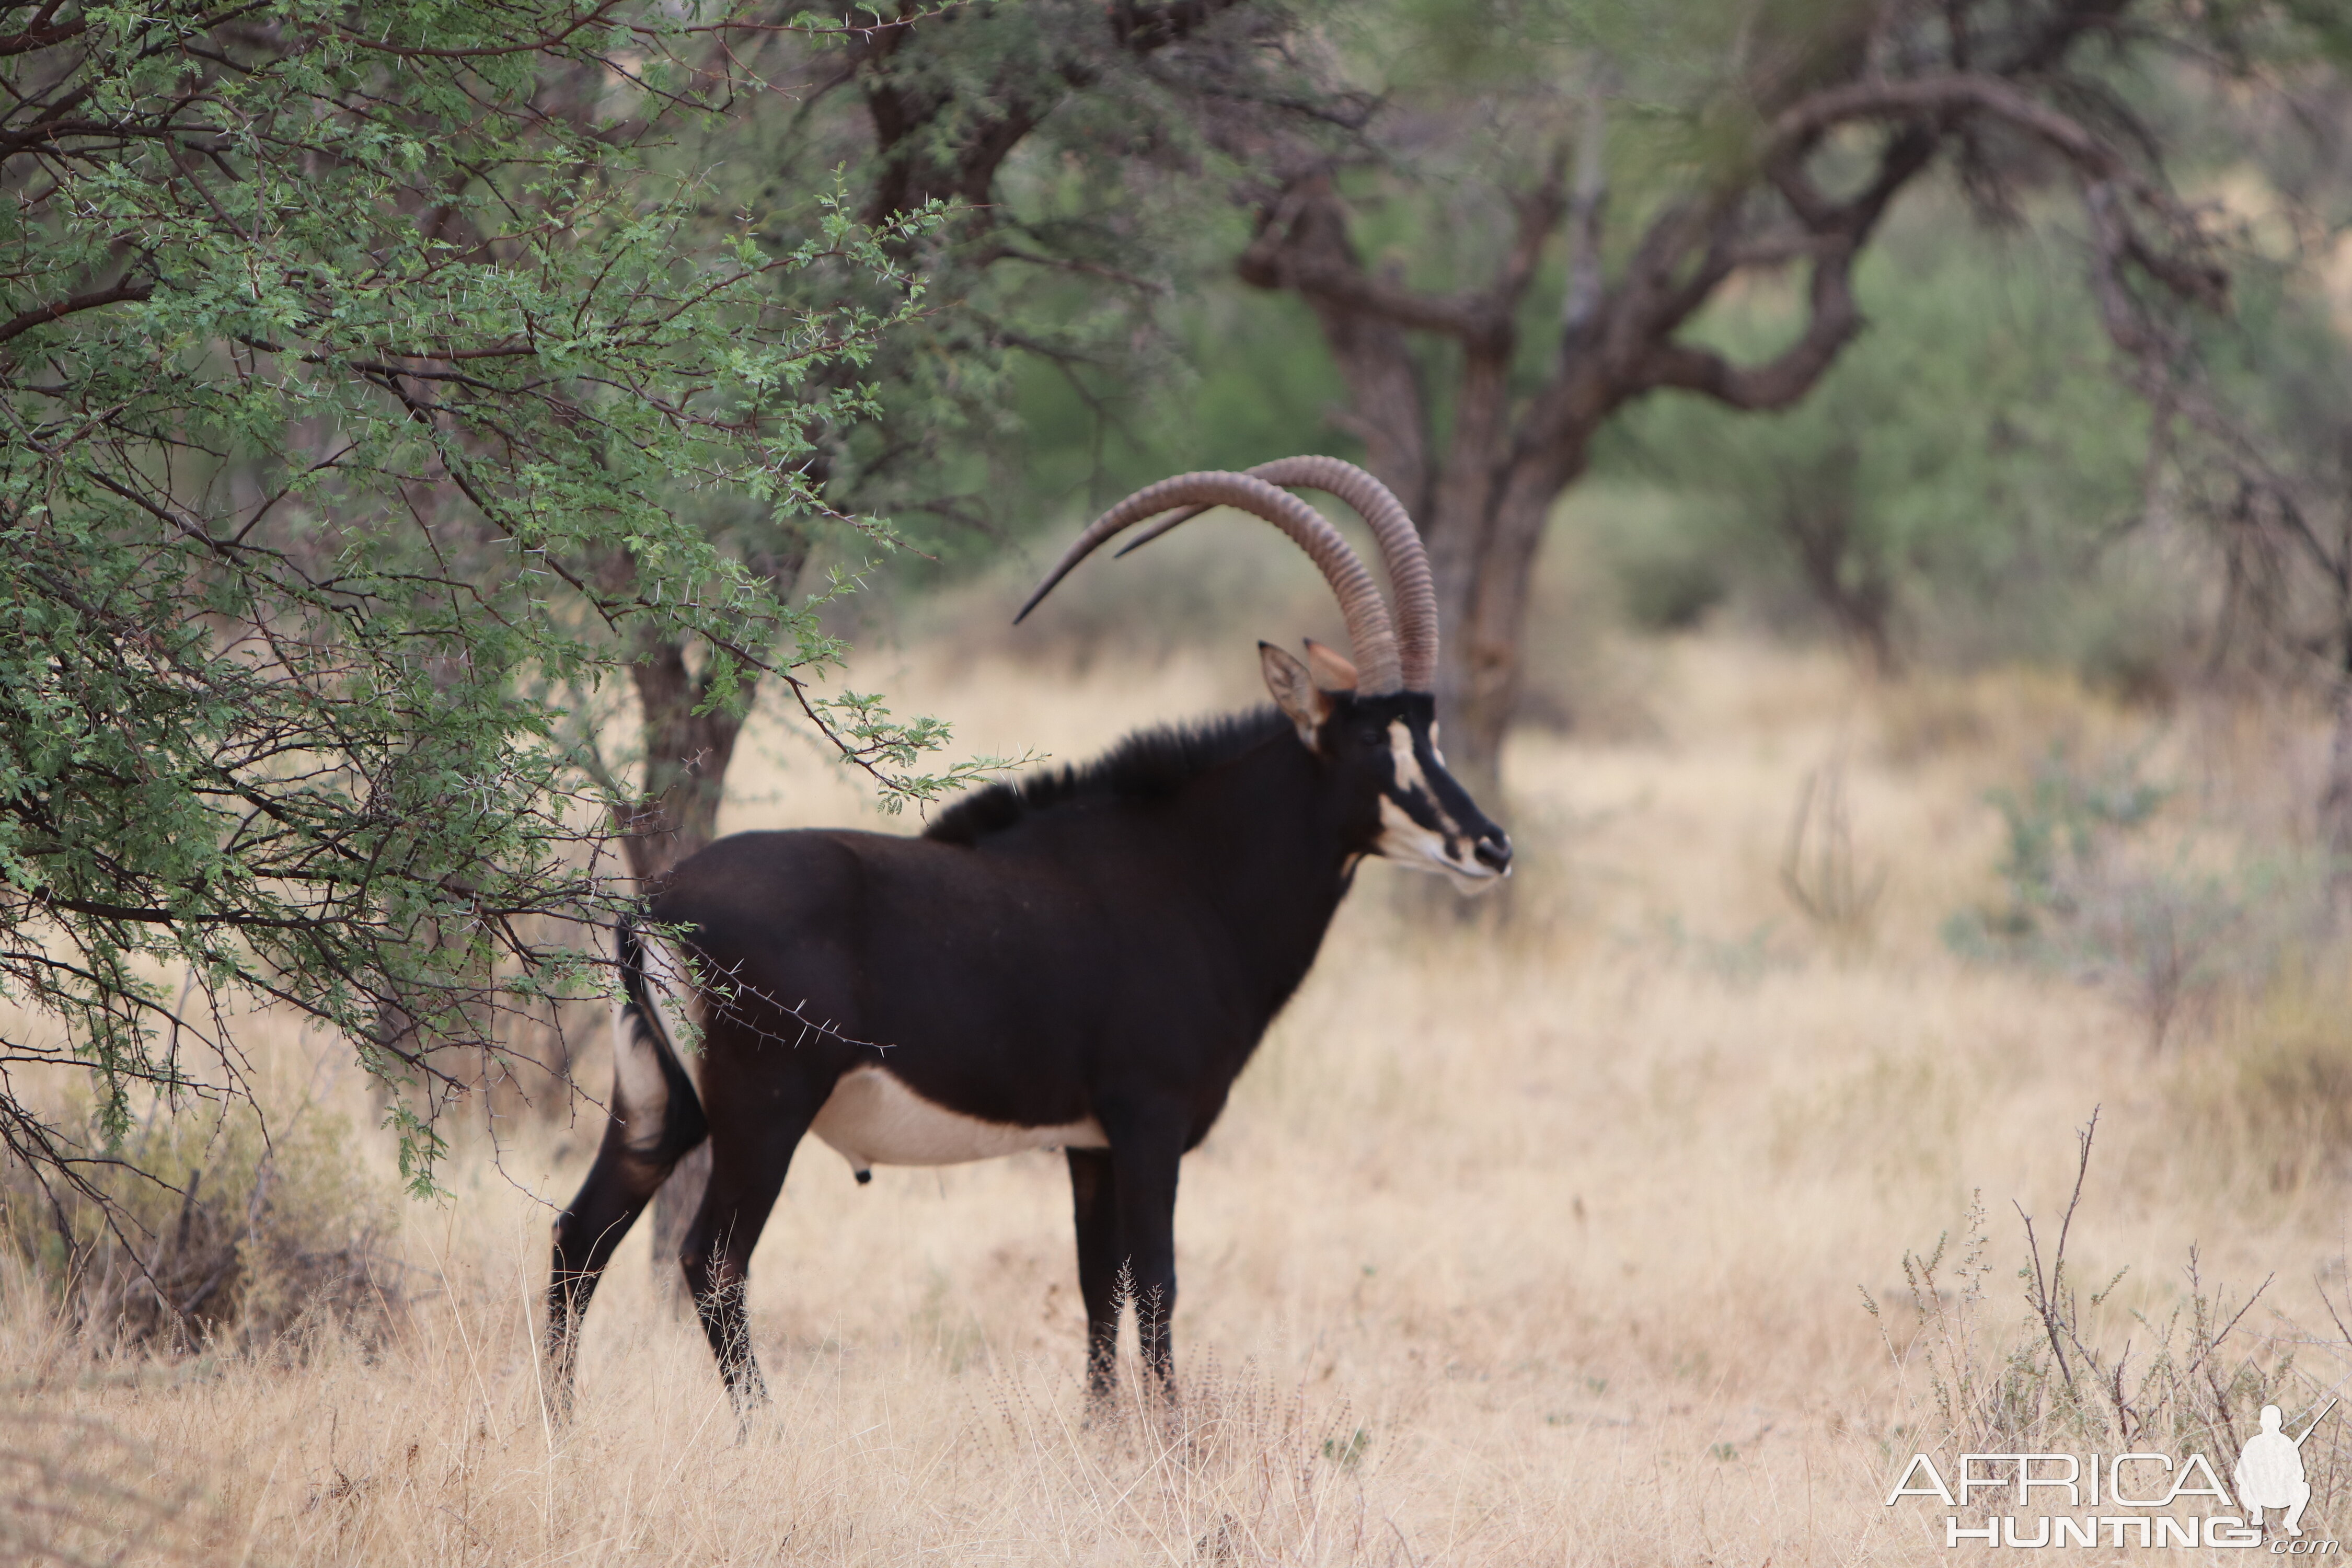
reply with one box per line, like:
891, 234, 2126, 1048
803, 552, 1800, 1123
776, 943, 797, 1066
546, 457, 1511, 1412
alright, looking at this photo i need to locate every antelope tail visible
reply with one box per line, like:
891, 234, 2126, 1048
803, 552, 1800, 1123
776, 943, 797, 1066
611, 917, 709, 1164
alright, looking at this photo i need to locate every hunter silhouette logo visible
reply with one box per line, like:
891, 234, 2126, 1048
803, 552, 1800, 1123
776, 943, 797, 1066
1885, 1401, 2339, 1550
2240, 1401, 2335, 1538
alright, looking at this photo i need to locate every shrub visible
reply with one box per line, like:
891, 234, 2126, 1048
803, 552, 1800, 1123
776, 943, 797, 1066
1943, 744, 2330, 1048
1, 1097, 398, 1355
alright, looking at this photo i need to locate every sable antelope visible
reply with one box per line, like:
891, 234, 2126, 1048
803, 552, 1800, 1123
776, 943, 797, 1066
546, 457, 1510, 1413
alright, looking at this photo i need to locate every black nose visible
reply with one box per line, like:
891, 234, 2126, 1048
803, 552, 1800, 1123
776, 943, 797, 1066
1474, 832, 1512, 872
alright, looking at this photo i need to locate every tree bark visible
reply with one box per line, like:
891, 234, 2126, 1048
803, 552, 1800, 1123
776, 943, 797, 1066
2322, 673, 2352, 896
612, 641, 757, 884
1450, 463, 1592, 792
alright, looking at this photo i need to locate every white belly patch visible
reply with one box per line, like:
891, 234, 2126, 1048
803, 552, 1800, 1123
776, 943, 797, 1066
809, 1064, 1108, 1177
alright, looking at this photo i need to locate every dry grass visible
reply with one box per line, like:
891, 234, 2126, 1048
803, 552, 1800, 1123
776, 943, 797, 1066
7, 626, 2352, 1565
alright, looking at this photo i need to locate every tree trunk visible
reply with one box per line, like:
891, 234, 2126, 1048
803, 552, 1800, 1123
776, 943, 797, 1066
628, 640, 740, 1302
612, 641, 753, 885
604, 545, 805, 1301
1433, 456, 1592, 799
2321, 672, 2352, 903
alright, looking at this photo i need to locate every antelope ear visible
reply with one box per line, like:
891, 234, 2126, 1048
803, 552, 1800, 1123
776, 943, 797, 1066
1301, 638, 1359, 693
1260, 641, 1333, 750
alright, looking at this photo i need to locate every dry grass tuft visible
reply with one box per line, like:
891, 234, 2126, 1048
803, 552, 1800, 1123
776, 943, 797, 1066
2174, 964, 2352, 1195
977, 1354, 1392, 1565
1779, 751, 1890, 954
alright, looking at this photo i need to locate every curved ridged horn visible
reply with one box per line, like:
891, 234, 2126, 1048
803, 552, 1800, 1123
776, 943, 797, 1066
1113, 457, 1437, 692
1015, 470, 1402, 693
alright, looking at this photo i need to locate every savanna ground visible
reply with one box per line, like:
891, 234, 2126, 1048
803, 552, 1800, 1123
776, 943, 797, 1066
7, 535, 2351, 1566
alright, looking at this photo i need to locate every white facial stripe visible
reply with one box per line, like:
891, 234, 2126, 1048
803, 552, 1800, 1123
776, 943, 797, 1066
810, 1064, 1109, 1176
1387, 719, 1428, 796
1386, 718, 1462, 838
1377, 793, 1449, 860
1375, 793, 1497, 883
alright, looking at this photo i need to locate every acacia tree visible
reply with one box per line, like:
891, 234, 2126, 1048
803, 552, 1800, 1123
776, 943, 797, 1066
0, 0, 989, 1204
1211, 0, 2251, 785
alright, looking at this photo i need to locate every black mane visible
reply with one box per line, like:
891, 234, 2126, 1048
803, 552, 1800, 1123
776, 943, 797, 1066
924, 706, 1290, 846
